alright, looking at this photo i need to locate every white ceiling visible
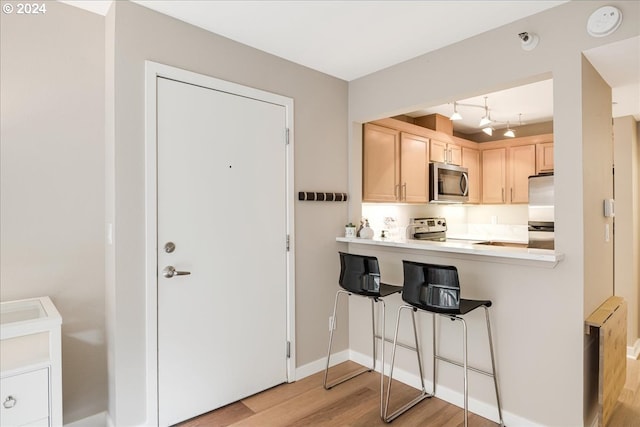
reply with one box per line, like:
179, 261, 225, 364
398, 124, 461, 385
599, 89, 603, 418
60, 0, 639, 126
409, 79, 554, 134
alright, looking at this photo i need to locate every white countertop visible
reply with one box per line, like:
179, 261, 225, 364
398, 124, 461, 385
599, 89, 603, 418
336, 236, 564, 268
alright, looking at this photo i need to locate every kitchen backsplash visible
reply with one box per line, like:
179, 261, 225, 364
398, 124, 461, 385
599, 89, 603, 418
360, 203, 528, 242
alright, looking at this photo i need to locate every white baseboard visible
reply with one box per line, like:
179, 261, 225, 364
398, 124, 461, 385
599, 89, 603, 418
64, 411, 107, 427
628, 339, 640, 359
295, 349, 349, 380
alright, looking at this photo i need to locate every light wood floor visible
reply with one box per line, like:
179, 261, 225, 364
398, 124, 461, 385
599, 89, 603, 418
177, 358, 640, 427
176, 361, 497, 427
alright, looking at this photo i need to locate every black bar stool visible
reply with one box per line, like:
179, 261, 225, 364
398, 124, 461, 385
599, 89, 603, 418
324, 251, 402, 418
384, 260, 504, 426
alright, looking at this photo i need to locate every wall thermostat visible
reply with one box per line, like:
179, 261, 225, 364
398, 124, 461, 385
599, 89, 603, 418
587, 6, 622, 37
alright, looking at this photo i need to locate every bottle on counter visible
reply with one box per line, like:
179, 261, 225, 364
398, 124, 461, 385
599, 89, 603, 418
360, 219, 374, 239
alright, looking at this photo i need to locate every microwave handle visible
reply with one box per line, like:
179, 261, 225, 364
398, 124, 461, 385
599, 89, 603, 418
460, 172, 469, 196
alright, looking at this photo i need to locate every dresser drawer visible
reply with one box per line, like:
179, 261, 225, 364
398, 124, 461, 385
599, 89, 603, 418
1, 368, 49, 426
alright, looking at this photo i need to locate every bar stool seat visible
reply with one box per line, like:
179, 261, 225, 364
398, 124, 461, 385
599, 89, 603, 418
324, 251, 402, 419
384, 260, 505, 426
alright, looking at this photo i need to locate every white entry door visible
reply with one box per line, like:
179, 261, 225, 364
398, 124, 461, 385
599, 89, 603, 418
156, 76, 288, 426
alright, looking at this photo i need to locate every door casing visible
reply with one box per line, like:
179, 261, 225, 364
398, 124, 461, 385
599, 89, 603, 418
144, 61, 296, 426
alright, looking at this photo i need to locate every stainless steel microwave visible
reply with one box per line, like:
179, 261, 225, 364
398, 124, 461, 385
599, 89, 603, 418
429, 162, 469, 203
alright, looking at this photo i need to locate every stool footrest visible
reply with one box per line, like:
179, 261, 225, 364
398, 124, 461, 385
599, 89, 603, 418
374, 334, 418, 352
435, 354, 495, 378
384, 390, 433, 423
323, 366, 372, 390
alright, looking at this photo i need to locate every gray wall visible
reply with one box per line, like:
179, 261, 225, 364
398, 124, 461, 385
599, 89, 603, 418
347, 1, 639, 425
0, 1, 107, 423
106, 1, 348, 424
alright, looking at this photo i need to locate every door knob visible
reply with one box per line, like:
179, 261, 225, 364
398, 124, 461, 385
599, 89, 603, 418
162, 266, 191, 278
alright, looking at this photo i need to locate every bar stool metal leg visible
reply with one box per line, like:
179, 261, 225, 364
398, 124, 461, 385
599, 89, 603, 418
485, 307, 505, 426
371, 298, 377, 373
439, 312, 504, 427
383, 306, 432, 422
323, 290, 371, 389
461, 316, 469, 427
378, 299, 386, 418
432, 312, 437, 397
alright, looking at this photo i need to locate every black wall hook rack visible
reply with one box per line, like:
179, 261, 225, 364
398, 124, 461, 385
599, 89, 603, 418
298, 192, 348, 202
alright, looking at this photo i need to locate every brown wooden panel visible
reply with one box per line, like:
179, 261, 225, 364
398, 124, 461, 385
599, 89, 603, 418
601, 301, 627, 426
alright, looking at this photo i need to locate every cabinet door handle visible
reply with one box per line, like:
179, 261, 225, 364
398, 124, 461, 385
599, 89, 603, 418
502, 188, 505, 203
3, 395, 17, 409
510, 188, 514, 202
402, 183, 407, 200
394, 184, 400, 199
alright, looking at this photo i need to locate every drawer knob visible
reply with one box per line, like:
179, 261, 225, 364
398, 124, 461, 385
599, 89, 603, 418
3, 395, 17, 409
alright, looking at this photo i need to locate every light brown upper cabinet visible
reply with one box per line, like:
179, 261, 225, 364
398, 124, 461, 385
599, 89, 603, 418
461, 147, 481, 204
508, 144, 537, 203
536, 142, 554, 173
400, 132, 429, 203
430, 139, 461, 166
482, 148, 506, 204
362, 124, 429, 203
363, 123, 400, 202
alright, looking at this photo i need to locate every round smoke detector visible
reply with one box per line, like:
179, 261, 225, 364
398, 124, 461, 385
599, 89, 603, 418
587, 6, 623, 37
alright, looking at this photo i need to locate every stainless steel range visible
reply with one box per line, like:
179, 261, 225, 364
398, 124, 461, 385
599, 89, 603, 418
407, 217, 448, 241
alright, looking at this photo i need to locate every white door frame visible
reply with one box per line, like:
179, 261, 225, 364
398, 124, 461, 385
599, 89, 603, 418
144, 61, 296, 426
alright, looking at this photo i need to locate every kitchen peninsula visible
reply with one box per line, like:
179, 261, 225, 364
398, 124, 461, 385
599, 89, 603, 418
338, 232, 566, 426
336, 235, 563, 267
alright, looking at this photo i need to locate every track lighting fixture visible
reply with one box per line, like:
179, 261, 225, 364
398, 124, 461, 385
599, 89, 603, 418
504, 122, 515, 138
448, 98, 523, 138
450, 102, 462, 121
479, 97, 492, 127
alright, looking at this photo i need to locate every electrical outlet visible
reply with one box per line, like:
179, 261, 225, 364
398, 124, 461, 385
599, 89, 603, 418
329, 316, 336, 331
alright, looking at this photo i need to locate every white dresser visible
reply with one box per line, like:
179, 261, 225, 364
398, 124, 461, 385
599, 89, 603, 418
1, 297, 62, 427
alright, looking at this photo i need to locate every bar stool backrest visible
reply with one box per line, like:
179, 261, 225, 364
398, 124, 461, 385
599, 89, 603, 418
402, 261, 460, 311
339, 252, 381, 295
